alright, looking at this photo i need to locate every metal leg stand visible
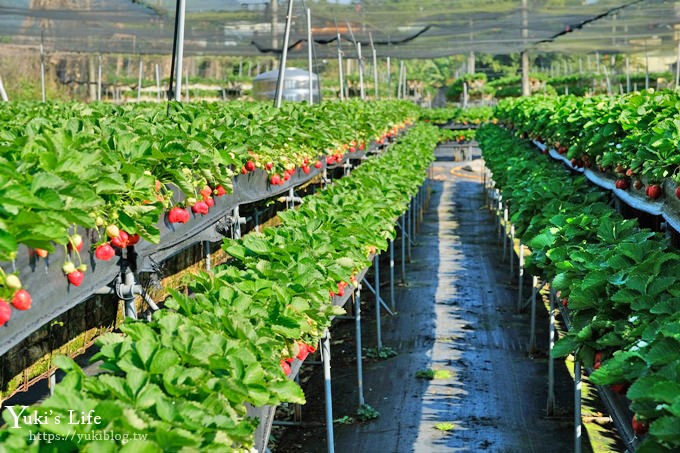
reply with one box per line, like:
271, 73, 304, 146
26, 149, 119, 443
355, 287, 365, 406
516, 243, 524, 311
400, 215, 407, 283
374, 254, 382, 349
389, 239, 395, 311
575, 360, 582, 453
322, 332, 335, 453
528, 275, 538, 353
509, 225, 515, 274
547, 289, 556, 415
203, 240, 211, 271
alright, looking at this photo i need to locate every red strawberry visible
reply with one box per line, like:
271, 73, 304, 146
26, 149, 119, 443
245, 161, 256, 172
283, 173, 290, 181
205, 197, 215, 207
168, 206, 188, 223
675, 186, 680, 200
349, 146, 356, 153
215, 185, 227, 197
633, 180, 643, 190
127, 233, 141, 246
111, 230, 129, 249
270, 174, 282, 185
302, 165, 310, 175
180, 209, 191, 223
192, 201, 210, 215
314, 160, 322, 169
646, 184, 662, 200
615, 179, 629, 190
11, 289, 32, 310
0, 302, 10, 326
296, 342, 310, 361
326, 156, 336, 165
625, 168, 635, 177
280, 360, 291, 376
359, 142, 365, 150
34, 248, 49, 258
265, 162, 274, 171
240, 166, 247, 175
67, 270, 84, 287
95, 243, 115, 261
632, 416, 648, 436
68, 234, 84, 252
561, 298, 569, 307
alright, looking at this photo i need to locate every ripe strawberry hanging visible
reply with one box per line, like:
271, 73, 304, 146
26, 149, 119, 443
67, 270, 85, 287
95, 243, 115, 261
191, 200, 210, 215
68, 234, 84, 252
11, 289, 32, 310
0, 302, 10, 326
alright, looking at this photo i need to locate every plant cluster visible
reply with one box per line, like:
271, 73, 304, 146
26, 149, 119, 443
0, 100, 418, 318
0, 122, 438, 450
478, 124, 680, 451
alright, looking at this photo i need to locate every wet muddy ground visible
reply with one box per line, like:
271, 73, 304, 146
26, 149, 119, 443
271, 151, 624, 453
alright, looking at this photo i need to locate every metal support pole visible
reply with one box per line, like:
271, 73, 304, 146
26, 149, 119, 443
407, 205, 412, 262
307, 8, 314, 105
497, 197, 503, 242
48, 371, 56, 396
322, 332, 335, 453
173, 0, 186, 101
528, 275, 538, 352
355, 286, 365, 406
389, 239, 395, 311
203, 240, 211, 271
357, 43, 365, 101
400, 216, 406, 283
521, 0, 530, 96
336, 33, 344, 100
97, 55, 102, 101
517, 243, 524, 311
40, 42, 46, 102
274, 0, 295, 108
123, 268, 137, 320
575, 360, 582, 453
137, 59, 143, 101
369, 33, 379, 99
502, 205, 508, 260
374, 254, 382, 349
547, 290, 556, 415
155, 64, 161, 102
509, 225, 515, 274
625, 57, 631, 93
675, 41, 680, 88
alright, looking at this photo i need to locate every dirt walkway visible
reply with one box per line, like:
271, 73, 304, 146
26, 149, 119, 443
272, 155, 607, 453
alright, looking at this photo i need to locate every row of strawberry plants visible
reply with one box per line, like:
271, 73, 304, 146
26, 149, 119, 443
494, 91, 680, 195
0, 100, 418, 325
420, 105, 494, 126
478, 124, 680, 452
0, 123, 438, 451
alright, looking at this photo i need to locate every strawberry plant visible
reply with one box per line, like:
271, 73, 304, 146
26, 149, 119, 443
479, 124, 680, 452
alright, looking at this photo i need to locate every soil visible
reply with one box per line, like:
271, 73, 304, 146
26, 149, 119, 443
269, 148, 625, 453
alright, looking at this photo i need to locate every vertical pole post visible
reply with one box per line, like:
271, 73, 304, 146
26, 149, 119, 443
509, 225, 515, 274
355, 286, 365, 406
626, 56, 631, 93
174, 0, 186, 101
321, 332, 335, 453
517, 243, 524, 311
358, 43, 365, 100
575, 360, 582, 453
502, 205, 508, 260
275, 0, 295, 108
528, 275, 538, 352
389, 238, 395, 311
521, 0, 530, 96
137, 59, 143, 101
40, 42, 46, 102
155, 64, 161, 102
336, 33, 344, 100
374, 254, 382, 349
386, 56, 391, 97
675, 41, 680, 88
645, 42, 649, 90
307, 8, 314, 105
400, 215, 406, 283
547, 290, 556, 415
369, 33, 379, 99
97, 55, 102, 101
